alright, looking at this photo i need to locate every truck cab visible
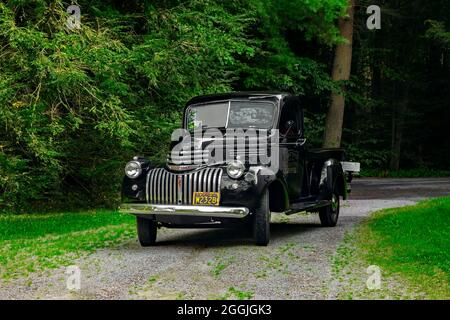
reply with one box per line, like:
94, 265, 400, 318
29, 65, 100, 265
120, 92, 360, 246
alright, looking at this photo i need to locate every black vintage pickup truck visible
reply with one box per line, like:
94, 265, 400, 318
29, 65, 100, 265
119, 92, 360, 246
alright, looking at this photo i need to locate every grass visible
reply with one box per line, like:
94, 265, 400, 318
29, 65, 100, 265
355, 196, 450, 298
0, 210, 135, 280
208, 254, 235, 278
147, 275, 159, 284
360, 168, 450, 178
215, 287, 254, 300
254, 243, 298, 278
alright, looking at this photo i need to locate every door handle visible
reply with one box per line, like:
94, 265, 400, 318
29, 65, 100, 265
296, 138, 306, 147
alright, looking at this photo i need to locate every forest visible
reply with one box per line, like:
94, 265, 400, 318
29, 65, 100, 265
0, 0, 449, 212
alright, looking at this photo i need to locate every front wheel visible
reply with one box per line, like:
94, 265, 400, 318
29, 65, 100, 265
253, 189, 271, 246
136, 217, 157, 246
319, 184, 340, 227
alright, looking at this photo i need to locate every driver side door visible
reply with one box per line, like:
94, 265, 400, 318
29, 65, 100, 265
279, 99, 304, 201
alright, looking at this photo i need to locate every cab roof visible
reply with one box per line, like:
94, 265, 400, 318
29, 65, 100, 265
185, 91, 293, 107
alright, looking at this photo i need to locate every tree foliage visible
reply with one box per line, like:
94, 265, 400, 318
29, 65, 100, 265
2, 0, 448, 212
0, 0, 346, 211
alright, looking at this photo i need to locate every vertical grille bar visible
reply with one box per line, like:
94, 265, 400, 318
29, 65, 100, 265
152, 169, 156, 202
164, 170, 169, 204
169, 173, 173, 204
148, 170, 153, 203
153, 168, 157, 203
160, 169, 164, 204
159, 170, 164, 204
183, 174, 187, 204
173, 174, 177, 204
216, 168, 221, 192
156, 168, 162, 202
211, 169, 218, 192
203, 168, 210, 191
151, 169, 156, 203
145, 171, 150, 204
193, 171, 199, 195
189, 172, 194, 204
150, 169, 156, 203
167, 171, 171, 204
198, 170, 204, 192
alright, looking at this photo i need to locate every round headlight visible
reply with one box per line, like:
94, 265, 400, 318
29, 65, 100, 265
227, 160, 245, 179
125, 161, 142, 179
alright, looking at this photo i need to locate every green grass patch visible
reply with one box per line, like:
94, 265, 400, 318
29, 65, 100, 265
147, 275, 159, 284
356, 196, 450, 298
215, 287, 254, 300
208, 255, 235, 278
0, 210, 135, 280
360, 168, 450, 178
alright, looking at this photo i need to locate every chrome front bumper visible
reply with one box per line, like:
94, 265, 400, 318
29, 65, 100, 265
119, 203, 250, 219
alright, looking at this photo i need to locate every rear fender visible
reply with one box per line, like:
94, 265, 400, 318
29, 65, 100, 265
319, 159, 347, 200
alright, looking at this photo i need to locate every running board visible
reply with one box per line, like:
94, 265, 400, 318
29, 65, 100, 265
285, 200, 331, 215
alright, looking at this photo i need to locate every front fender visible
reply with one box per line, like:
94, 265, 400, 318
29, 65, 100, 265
247, 166, 278, 193
252, 166, 289, 212
219, 166, 288, 212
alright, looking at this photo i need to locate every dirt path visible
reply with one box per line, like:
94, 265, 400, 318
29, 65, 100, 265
1, 178, 449, 299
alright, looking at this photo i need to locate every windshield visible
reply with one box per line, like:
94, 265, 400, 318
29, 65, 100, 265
186, 101, 276, 130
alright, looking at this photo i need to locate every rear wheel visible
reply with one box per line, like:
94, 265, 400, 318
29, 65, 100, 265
319, 183, 340, 227
136, 217, 157, 246
253, 189, 271, 246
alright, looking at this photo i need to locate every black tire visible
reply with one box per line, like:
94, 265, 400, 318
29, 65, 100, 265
253, 189, 271, 246
319, 183, 340, 227
136, 217, 157, 246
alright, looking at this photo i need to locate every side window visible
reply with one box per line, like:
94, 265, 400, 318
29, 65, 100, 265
279, 101, 301, 137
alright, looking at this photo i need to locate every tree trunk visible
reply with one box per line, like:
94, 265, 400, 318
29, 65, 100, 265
389, 92, 408, 171
323, 0, 355, 148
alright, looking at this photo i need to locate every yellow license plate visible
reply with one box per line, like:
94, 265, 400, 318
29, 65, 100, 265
192, 192, 220, 206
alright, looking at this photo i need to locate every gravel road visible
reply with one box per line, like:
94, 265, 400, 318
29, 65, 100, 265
1, 178, 449, 300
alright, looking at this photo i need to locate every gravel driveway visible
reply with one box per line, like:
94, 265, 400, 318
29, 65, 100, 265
1, 178, 449, 300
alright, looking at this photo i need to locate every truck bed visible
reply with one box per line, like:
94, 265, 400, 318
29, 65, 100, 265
306, 148, 345, 161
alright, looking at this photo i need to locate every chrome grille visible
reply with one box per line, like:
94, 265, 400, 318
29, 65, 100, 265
146, 168, 223, 205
